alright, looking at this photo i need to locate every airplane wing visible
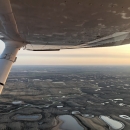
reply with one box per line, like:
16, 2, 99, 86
0, 0, 24, 41
1, 0, 130, 50
0, 0, 130, 93
81, 32, 130, 48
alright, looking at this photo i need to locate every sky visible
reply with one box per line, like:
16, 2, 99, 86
0, 40, 130, 65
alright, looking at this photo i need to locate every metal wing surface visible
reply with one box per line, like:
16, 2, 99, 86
1, 0, 130, 50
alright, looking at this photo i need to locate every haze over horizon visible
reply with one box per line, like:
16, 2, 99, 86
0, 40, 130, 65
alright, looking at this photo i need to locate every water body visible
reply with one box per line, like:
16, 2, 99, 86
100, 115, 124, 130
12, 114, 42, 121
12, 101, 23, 105
57, 106, 63, 108
114, 99, 123, 101
120, 115, 130, 120
59, 115, 84, 130
72, 111, 81, 115
82, 114, 94, 118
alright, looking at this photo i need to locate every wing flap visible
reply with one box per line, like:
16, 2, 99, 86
23, 44, 79, 51
81, 32, 130, 48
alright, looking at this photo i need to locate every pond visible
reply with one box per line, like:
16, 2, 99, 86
100, 115, 124, 130
59, 115, 84, 130
12, 114, 42, 121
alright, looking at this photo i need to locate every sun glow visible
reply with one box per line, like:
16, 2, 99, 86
0, 40, 130, 65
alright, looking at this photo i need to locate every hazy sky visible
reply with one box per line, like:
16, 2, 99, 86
0, 40, 130, 65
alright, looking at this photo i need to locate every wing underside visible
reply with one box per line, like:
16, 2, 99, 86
0, 0, 130, 51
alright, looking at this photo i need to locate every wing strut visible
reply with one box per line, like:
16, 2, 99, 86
0, 40, 24, 94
